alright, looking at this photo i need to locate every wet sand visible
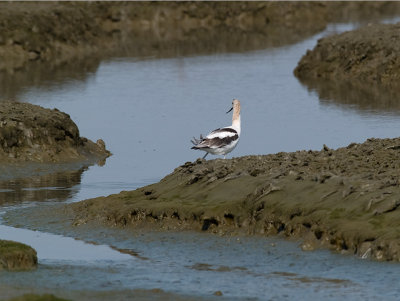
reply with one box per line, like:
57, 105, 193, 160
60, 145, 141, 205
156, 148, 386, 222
70, 137, 400, 261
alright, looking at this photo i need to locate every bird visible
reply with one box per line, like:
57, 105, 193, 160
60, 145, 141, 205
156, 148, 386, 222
191, 99, 241, 159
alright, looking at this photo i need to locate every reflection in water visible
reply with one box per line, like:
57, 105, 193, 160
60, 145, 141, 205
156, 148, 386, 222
299, 77, 400, 115
0, 225, 132, 262
0, 57, 101, 100
0, 24, 325, 100
0, 167, 84, 205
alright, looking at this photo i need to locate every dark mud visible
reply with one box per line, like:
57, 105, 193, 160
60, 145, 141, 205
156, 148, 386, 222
295, 22, 400, 90
0, 101, 110, 163
0, 240, 37, 271
70, 137, 400, 262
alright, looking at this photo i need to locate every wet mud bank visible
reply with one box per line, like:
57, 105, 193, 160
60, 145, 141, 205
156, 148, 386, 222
71, 137, 400, 262
295, 22, 400, 90
0, 101, 110, 164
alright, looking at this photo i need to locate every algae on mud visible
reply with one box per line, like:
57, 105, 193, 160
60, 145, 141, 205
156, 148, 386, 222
0, 240, 37, 271
70, 137, 400, 262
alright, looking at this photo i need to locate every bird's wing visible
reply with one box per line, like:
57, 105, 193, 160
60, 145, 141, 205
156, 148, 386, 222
195, 127, 238, 149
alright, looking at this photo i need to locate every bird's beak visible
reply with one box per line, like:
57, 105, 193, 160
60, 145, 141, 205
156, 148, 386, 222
226, 107, 233, 114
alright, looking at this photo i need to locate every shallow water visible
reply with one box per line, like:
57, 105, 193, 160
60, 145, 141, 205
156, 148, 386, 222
3, 207, 400, 301
2, 18, 400, 300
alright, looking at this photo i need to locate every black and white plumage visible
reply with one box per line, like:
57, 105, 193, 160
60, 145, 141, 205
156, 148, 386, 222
191, 99, 241, 159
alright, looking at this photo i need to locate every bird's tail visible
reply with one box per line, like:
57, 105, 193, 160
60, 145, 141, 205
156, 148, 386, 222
190, 134, 204, 146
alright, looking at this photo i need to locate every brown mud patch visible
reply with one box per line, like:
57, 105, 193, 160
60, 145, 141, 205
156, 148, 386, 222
71, 137, 400, 262
0, 101, 110, 163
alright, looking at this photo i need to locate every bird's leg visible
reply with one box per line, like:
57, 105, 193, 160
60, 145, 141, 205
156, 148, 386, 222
202, 152, 209, 159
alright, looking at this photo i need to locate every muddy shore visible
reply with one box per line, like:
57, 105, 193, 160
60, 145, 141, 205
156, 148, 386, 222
70, 137, 400, 262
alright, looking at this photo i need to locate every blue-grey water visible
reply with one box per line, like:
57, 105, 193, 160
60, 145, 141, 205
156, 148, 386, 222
1, 19, 400, 300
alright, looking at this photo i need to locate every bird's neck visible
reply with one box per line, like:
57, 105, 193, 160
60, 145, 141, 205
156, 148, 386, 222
232, 114, 241, 135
